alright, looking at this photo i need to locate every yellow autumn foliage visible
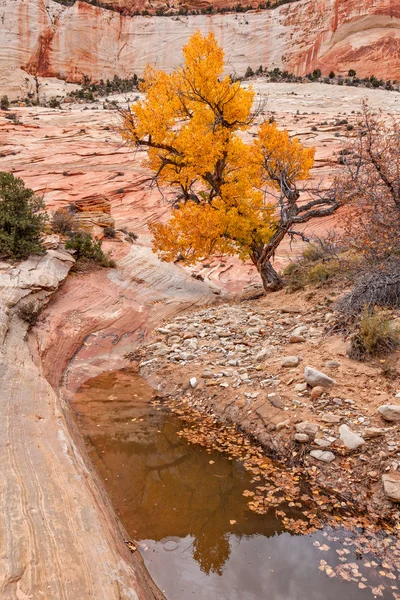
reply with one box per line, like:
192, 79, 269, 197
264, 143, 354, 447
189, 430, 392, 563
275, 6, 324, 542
121, 31, 315, 268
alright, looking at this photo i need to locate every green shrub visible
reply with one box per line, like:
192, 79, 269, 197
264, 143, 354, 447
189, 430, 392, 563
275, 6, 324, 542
49, 97, 61, 109
65, 231, 116, 267
349, 306, 400, 360
0, 172, 47, 259
329, 71, 335, 79
306, 262, 336, 284
348, 69, 356, 77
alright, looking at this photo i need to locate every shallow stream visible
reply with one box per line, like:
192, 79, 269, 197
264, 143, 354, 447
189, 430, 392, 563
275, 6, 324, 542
72, 369, 399, 600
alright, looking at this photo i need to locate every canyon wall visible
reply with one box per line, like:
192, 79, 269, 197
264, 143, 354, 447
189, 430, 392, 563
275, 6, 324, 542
1, 0, 400, 97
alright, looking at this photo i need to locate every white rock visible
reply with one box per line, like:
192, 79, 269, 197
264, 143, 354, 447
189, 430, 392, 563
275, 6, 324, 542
378, 405, 400, 422
304, 366, 335, 388
339, 424, 365, 450
281, 356, 300, 368
310, 450, 336, 463
189, 377, 198, 389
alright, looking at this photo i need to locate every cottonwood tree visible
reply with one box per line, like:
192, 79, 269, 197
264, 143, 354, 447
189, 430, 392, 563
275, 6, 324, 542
121, 31, 340, 290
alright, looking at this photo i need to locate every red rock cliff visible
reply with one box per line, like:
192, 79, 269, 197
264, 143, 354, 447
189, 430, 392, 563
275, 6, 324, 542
1, 0, 399, 95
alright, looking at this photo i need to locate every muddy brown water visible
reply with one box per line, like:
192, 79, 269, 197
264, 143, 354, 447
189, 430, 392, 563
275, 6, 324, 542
72, 369, 398, 600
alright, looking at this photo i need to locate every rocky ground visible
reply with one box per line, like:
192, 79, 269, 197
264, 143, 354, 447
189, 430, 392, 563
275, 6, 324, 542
136, 284, 400, 521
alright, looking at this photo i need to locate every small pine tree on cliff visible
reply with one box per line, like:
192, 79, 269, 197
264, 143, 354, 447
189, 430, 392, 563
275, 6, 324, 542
0, 172, 47, 259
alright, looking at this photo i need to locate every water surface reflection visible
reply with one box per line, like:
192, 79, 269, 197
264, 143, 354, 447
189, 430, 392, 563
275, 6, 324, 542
72, 369, 395, 600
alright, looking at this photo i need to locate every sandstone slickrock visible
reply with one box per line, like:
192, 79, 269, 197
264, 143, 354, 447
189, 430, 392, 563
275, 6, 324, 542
339, 424, 366, 450
304, 366, 335, 388
0, 251, 164, 600
382, 474, 400, 502
310, 450, 336, 463
378, 405, 400, 422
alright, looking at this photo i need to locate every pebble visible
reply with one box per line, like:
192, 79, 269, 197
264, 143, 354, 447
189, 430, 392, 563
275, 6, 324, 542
321, 413, 341, 424
295, 382, 308, 392
294, 433, 309, 443
276, 419, 290, 431
364, 427, 386, 439
296, 422, 319, 436
311, 386, 324, 400
314, 439, 332, 448
310, 450, 336, 463
281, 356, 300, 367
289, 335, 306, 344
281, 306, 302, 314
339, 424, 365, 450
189, 377, 198, 389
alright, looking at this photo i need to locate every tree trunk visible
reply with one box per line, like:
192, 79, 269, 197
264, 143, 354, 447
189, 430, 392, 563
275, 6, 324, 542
258, 259, 284, 292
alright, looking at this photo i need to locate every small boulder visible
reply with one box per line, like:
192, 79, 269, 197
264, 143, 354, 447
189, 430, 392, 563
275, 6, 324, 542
281, 356, 300, 368
310, 450, 335, 463
304, 366, 335, 389
378, 405, 400, 422
296, 422, 319, 436
294, 433, 309, 443
382, 474, 400, 502
339, 424, 365, 450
